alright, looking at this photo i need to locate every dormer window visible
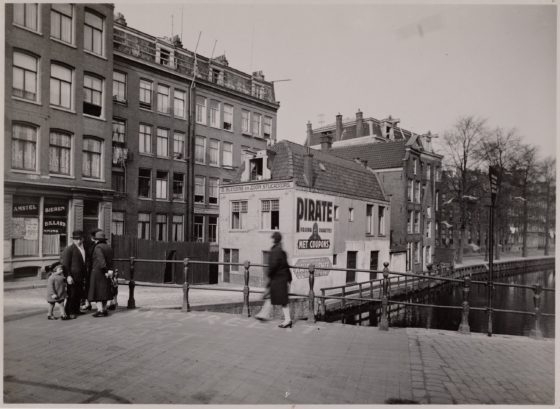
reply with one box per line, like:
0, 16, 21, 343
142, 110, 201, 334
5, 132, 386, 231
250, 158, 263, 181
157, 45, 172, 67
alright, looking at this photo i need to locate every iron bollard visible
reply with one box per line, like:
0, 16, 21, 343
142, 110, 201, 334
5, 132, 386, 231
458, 276, 471, 334
182, 258, 190, 312
320, 289, 327, 319
127, 257, 136, 309
378, 262, 390, 331
308, 264, 316, 323
532, 284, 543, 339
242, 261, 251, 317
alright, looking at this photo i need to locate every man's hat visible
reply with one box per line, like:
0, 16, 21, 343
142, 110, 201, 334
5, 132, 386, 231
46, 261, 63, 273
271, 231, 282, 244
90, 228, 103, 236
94, 231, 107, 241
71, 230, 83, 239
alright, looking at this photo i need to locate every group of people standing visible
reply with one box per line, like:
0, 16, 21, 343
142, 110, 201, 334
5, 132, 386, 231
46, 229, 116, 320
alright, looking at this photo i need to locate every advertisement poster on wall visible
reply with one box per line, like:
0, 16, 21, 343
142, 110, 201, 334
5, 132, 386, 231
295, 194, 334, 257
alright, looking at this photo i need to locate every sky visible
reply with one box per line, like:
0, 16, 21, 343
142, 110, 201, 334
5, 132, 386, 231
114, 1, 557, 159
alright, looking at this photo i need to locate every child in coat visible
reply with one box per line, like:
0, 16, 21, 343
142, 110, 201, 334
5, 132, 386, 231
46, 262, 69, 320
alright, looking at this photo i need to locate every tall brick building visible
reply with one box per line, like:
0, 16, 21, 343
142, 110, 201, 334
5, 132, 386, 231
4, 3, 115, 276
306, 112, 443, 272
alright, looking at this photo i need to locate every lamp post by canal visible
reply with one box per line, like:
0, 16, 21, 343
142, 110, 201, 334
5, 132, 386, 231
487, 166, 500, 337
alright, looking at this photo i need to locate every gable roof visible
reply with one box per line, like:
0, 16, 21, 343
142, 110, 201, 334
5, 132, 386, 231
266, 140, 386, 202
328, 140, 407, 170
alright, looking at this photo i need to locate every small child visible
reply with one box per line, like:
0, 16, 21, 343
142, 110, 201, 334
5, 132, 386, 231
46, 262, 69, 320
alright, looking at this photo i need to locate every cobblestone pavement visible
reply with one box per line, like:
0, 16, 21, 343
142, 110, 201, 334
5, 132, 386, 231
3, 305, 555, 405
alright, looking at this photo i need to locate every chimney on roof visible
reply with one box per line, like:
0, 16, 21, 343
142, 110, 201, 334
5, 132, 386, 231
335, 113, 343, 141
356, 109, 364, 138
306, 121, 313, 147
115, 12, 127, 26
320, 131, 333, 151
304, 147, 315, 187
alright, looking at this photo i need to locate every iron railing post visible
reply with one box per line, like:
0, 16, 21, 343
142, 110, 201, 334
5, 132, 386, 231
182, 258, 190, 312
320, 289, 326, 319
458, 276, 471, 334
242, 261, 251, 317
127, 257, 136, 309
378, 262, 390, 331
532, 284, 543, 339
308, 264, 315, 323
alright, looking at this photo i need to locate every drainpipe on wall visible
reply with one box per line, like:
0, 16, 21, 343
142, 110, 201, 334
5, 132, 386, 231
187, 85, 196, 241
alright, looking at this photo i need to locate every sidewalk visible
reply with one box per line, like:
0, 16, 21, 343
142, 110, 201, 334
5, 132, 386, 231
3, 307, 555, 404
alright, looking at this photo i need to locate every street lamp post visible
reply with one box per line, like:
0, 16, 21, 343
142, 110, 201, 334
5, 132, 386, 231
487, 166, 500, 337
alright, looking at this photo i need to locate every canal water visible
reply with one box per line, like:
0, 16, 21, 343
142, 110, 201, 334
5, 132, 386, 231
390, 269, 556, 338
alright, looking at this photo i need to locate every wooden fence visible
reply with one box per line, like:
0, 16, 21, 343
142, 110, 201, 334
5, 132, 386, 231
111, 235, 213, 284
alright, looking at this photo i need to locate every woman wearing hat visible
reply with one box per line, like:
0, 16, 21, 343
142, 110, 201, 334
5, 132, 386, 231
255, 231, 293, 328
87, 230, 114, 317
61, 230, 87, 319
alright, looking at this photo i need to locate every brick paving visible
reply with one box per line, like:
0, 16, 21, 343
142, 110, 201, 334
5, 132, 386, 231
3, 303, 555, 405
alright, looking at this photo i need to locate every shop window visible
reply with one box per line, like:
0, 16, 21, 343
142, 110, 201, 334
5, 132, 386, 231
137, 213, 150, 239
43, 198, 68, 254
231, 201, 247, 229
138, 168, 151, 198
195, 176, 205, 203
12, 123, 37, 171
13, 51, 38, 101
112, 211, 124, 236
261, 199, 279, 230
51, 4, 73, 44
172, 215, 184, 242
12, 196, 40, 256
156, 214, 167, 241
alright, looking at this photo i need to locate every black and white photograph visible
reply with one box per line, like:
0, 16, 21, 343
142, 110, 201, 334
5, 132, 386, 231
3, 0, 556, 405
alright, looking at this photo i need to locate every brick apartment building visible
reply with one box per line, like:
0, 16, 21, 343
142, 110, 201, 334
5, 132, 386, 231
4, 3, 115, 276
111, 13, 279, 246
306, 112, 443, 272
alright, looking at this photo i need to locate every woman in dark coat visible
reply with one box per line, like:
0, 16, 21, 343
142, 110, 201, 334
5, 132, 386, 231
255, 231, 293, 328
88, 231, 114, 317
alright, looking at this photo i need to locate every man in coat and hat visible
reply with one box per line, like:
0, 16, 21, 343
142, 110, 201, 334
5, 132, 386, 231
88, 230, 114, 317
61, 230, 87, 319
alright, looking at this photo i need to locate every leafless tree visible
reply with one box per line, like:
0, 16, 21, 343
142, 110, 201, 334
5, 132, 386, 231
441, 116, 487, 264
539, 157, 555, 256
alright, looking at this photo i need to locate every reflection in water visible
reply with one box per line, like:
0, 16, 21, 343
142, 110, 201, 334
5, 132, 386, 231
390, 270, 555, 338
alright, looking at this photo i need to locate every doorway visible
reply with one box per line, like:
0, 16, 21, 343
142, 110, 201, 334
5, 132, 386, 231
346, 251, 357, 283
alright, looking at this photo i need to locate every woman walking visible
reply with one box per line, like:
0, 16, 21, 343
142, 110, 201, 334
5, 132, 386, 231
88, 231, 114, 317
255, 231, 293, 328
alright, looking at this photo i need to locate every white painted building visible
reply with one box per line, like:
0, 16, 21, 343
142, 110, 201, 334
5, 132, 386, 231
218, 140, 391, 294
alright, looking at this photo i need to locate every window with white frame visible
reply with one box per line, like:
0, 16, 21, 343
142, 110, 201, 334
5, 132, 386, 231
83, 74, 103, 117
223, 248, 239, 273
49, 131, 71, 175
50, 63, 72, 109
349, 207, 354, 222
208, 178, 219, 205
231, 201, 248, 229
408, 210, 413, 234
137, 213, 150, 239
252, 112, 262, 137
223, 104, 233, 130
195, 136, 205, 164
263, 116, 272, 139
173, 173, 184, 200
84, 9, 104, 56
112, 71, 126, 102
12, 123, 37, 171
415, 181, 421, 203
156, 171, 168, 199
172, 215, 184, 241
209, 139, 219, 166
195, 176, 205, 203
407, 179, 413, 202
222, 142, 233, 167
158, 46, 171, 66
138, 168, 151, 198
174, 89, 186, 118
82, 137, 102, 179
156, 128, 169, 157
413, 158, 417, 175
139, 79, 152, 108
13, 51, 38, 101
208, 216, 217, 243
156, 214, 167, 241
14, 3, 39, 31
414, 211, 420, 233
241, 109, 250, 134
194, 215, 204, 242
196, 96, 207, 124
366, 204, 374, 235
51, 4, 73, 44
112, 211, 124, 236
112, 118, 125, 144
261, 199, 279, 230
378, 206, 386, 235
173, 132, 185, 159
209, 100, 220, 128
157, 84, 170, 114
139, 124, 152, 154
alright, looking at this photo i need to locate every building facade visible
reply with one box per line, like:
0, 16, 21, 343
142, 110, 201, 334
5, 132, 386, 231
218, 140, 391, 294
111, 14, 279, 246
306, 112, 443, 272
5, 3, 115, 276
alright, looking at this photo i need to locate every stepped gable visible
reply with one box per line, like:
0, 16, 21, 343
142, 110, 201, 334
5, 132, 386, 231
329, 139, 407, 170
269, 140, 386, 202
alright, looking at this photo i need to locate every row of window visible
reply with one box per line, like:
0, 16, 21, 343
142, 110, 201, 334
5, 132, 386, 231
196, 95, 272, 138
13, 4, 105, 57
11, 123, 103, 179
411, 157, 441, 181
405, 242, 431, 269
133, 77, 187, 118
407, 209, 433, 237
113, 212, 189, 242
407, 179, 426, 204
12, 51, 106, 118
194, 136, 233, 167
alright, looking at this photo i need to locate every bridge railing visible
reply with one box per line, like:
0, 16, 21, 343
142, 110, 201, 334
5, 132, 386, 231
112, 256, 555, 339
